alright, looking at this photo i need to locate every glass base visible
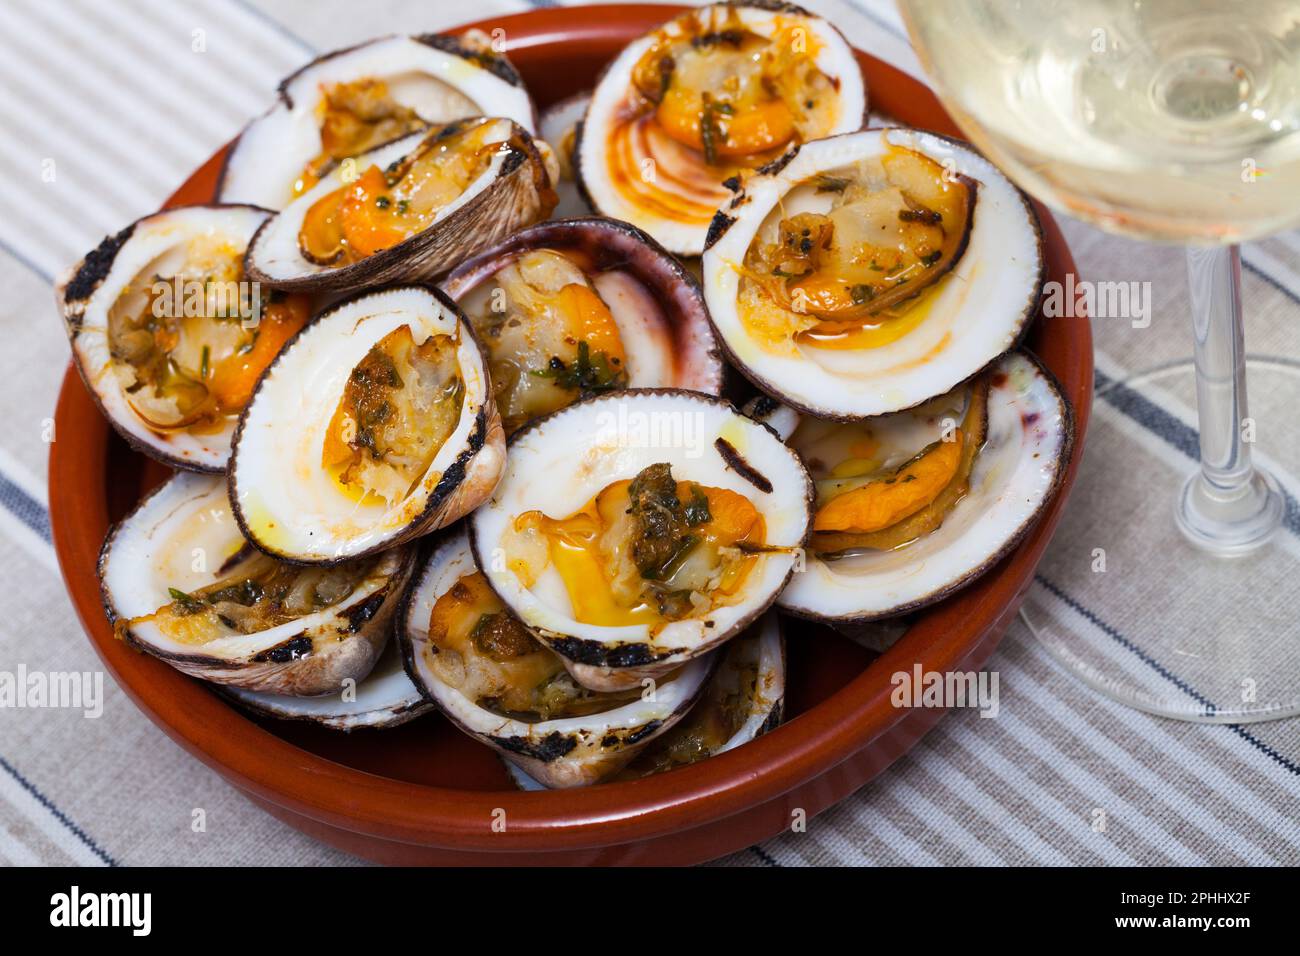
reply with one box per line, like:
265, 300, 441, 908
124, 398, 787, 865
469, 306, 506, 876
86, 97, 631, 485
1027, 357, 1300, 724
1176, 466, 1285, 555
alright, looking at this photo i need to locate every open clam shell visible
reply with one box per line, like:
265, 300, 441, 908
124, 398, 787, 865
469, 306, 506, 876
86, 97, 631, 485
100, 473, 414, 696
399, 529, 713, 788
441, 216, 724, 432
469, 389, 811, 691
229, 285, 506, 564
703, 127, 1044, 420
576, 1, 867, 255
244, 118, 556, 295
57, 204, 306, 473
218, 31, 537, 210
505, 612, 785, 789
752, 350, 1073, 623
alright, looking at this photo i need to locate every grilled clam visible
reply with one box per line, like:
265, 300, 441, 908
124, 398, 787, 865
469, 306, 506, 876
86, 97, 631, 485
399, 529, 713, 788
219, 31, 537, 210
441, 216, 723, 433
704, 128, 1043, 419
58, 205, 310, 472
230, 285, 505, 564
576, 1, 866, 255
504, 612, 785, 789
222, 640, 432, 730
749, 350, 1072, 622
100, 473, 413, 695
469, 389, 811, 691
538, 91, 593, 219
245, 118, 557, 295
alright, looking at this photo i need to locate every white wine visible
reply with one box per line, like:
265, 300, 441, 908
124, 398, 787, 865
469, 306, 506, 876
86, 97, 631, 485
898, 0, 1300, 243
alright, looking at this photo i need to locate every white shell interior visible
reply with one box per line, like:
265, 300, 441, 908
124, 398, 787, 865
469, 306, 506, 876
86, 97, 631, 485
69, 205, 270, 471
404, 529, 711, 742
247, 121, 517, 283
579, 3, 866, 254
538, 91, 592, 219
101, 473, 397, 661
703, 128, 1042, 418
470, 390, 811, 651
220, 34, 536, 210
714, 611, 784, 755
778, 351, 1069, 620
230, 286, 490, 561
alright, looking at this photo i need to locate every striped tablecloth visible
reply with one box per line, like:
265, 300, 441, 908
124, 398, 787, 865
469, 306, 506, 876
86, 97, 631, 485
2, 0, 1297, 867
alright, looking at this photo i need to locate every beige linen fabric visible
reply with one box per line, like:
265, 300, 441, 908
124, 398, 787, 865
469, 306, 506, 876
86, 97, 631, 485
0, 0, 1295, 867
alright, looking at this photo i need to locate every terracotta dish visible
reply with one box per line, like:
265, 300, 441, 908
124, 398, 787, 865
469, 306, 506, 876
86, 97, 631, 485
49, 4, 1092, 865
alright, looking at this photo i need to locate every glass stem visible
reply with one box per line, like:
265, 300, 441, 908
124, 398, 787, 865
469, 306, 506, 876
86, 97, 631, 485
1177, 244, 1282, 553
1187, 245, 1251, 491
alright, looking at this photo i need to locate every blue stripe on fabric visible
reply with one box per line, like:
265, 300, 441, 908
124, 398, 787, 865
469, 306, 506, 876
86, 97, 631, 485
1243, 257, 1300, 308
0, 754, 118, 865
1037, 575, 1215, 714
0, 234, 54, 283
750, 845, 781, 866
1037, 576, 1300, 779
0, 471, 51, 543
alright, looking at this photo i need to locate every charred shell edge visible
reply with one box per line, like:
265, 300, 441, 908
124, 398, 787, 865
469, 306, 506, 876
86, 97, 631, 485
703, 128, 1046, 423
779, 348, 1076, 626
243, 119, 553, 295
466, 386, 814, 670
412, 32, 525, 89
226, 283, 504, 567
446, 656, 713, 771
57, 203, 275, 474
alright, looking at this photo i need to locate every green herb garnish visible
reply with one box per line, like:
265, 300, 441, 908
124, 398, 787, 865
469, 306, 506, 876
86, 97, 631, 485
167, 587, 205, 615
700, 95, 734, 166
530, 340, 627, 395
684, 484, 711, 526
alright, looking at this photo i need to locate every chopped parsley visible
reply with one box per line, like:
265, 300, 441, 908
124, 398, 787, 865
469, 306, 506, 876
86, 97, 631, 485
167, 587, 205, 615
684, 484, 712, 526
700, 95, 734, 166
531, 340, 627, 395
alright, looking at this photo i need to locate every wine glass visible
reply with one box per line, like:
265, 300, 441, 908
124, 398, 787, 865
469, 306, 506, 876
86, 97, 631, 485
896, 0, 1300, 721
